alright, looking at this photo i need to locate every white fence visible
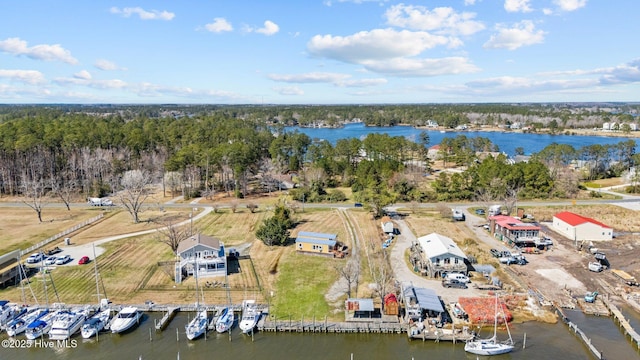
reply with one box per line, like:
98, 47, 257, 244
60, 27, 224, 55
20, 213, 104, 256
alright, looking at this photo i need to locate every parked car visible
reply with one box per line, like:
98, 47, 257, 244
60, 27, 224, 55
26, 252, 44, 264
475, 209, 485, 215
445, 273, 470, 283
588, 262, 603, 272
354, 203, 363, 207
45, 246, 62, 256
78, 256, 90, 265
44, 256, 58, 266
442, 279, 467, 289
55, 255, 71, 265
499, 256, 518, 265
490, 248, 501, 258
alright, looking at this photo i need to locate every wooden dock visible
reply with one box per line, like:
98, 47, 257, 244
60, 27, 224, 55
155, 307, 179, 331
553, 303, 605, 360
258, 317, 405, 334
602, 297, 640, 350
576, 298, 610, 316
407, 322, 474, 343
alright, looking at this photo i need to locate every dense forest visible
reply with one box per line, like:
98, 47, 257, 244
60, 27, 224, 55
0, 104, 637, 220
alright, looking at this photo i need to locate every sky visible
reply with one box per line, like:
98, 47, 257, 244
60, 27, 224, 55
1, 0, 640, 104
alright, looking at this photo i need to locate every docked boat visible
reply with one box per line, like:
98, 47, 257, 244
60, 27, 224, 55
25, 310, 57, 340
110, 306, 142, 334
48, 308, 89, 340
215, 307, 234, 333
239, 300, 261, 334
6, 308, 47, 337
464, 294, 514, 356
0, 302, 24, 330
81, 308, 111, 339
185, 309, 208, 340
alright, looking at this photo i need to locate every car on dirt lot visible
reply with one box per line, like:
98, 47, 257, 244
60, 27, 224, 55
442, 279, 467, 289
490, 248, 501, 258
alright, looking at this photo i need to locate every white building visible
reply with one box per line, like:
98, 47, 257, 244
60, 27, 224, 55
552, 212, 613, 242
416, 233, 468, 278
175, 233, 227, 284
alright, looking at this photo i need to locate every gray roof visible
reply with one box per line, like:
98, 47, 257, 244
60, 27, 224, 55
417, 233, 467, 260
403, 285, 444, 313
297, 231, 337, 240
176, 233, 221, 254
346, 298, 374, 312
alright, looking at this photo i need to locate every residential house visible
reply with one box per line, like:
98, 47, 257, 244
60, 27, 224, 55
295, 231, 338, 256
416, 233, 468, 278
489, 215, 542, 247
175, 233, 226, 284
552, 211, 613, 242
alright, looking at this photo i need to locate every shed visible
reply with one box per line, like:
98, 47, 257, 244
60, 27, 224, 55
295, 231, 338, 256
345, 298, 375, 319
381, 216, 394, 234
384, 293, 399, 316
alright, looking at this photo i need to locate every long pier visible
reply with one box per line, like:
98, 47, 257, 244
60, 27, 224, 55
602, 297, 640, 350
257, 317, 405, 334
554, 303, 605, 360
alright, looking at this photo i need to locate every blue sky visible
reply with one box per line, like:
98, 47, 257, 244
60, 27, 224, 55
1, 0, 639, 104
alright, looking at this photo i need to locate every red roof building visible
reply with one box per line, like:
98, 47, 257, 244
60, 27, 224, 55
488, 215, 541, 246
553, 211, 613, 242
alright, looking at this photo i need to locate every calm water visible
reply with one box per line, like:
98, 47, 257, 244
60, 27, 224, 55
286, 123, 636, 157
2, 312, 639, 360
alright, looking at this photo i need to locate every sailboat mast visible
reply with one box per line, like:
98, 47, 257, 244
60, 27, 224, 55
493, 294, 498, 339
93, 243, 101, 303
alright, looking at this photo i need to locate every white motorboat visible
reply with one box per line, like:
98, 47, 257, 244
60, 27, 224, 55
81, 308, 111, 339
6, 308, 47, 337
0, 302, 24, 330
185, 309, 208, 340
239, 300, 261, 334
110, 306, 142, 334
215, 307, 234, 333
25, 311, 57, 340
464, 294, 514, 356
48, 308, 88, 340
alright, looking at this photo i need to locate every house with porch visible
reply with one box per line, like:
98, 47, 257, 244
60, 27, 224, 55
175, 233, 226, 284
416, 233, 468, 278
489, 215, 542, 247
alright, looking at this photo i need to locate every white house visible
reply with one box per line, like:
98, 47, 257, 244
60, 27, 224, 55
552, 212, 613, 242
175, 233, 226, 284
381, 216, 394, 234
416, 233, 468, 278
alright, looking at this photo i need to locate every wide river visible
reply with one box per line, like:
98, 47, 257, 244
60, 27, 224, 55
286, 122, 636, 156
1, 308, 639, 360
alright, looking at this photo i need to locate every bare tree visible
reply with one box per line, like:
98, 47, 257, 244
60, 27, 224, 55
502, 186, 522, 216
164, 171, 183, 197
114, 170, 153, 223
246, 203, 258, 213
50, 172, 77, 211
21, 174, 47, 223
370, 251, 393, 311
153, 216, 191, 254
336, 261, 360, 298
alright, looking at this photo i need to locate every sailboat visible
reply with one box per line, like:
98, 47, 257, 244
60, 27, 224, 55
215, 256, 234, 334
464, 294, 514, 356
81, 243, 111, 339
185, 265, 207, 340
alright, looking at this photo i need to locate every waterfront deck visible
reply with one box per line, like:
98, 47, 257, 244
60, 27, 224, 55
258, 317, 405, 334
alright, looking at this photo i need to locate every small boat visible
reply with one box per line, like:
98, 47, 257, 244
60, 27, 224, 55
185, 309, 208, 340
6, 308, 47, 337
25, 311, 57, 340
48, 308, 89, 340
110, 306, 142, 334
215, 307, 234, 333
464, 294, 514, 356
0, 303, 25, 330
239, 300, 261, 334
81, 308, 111, 339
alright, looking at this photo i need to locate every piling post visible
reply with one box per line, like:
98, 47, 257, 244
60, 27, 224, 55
149, 327, 152, 342
523, 333, 527, 349
176, 327, 179, 342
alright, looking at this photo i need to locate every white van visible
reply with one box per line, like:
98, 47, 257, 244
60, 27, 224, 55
445, 273, 470, 283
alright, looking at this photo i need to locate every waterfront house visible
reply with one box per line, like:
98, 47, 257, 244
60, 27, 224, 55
295, 231, 338, 256
175, 234, 226, 284
416, 233, 468, 278
489, 215, 542, 247
552, 212, 613, 242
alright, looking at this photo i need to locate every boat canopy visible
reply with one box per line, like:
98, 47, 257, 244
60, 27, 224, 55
403, 285, 444, 313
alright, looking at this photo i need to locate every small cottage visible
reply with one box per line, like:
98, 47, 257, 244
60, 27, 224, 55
175, 233, 226, 284
295, 231, 338, 256
416, 233, 468, 278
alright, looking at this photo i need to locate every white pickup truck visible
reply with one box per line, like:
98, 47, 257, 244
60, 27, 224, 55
588, 262, 603, 272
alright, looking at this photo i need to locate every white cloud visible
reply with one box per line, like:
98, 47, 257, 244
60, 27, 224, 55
308, 28, 451, 64
73, 70, 92, 80
272, 86, 304, 96
384, 5, 485, 36
268, 72, 351, 83
110, 7, 175, 21
361, 57, 480, 77
483, 20, 545, 50
464, 0, 477, 5
205, 18, 233, 33
268, 72, 387, 87
0, 37, 78, 64
247, 20, 280, 36
0, 69, 46, 84
504, 0, 533, 13
554, 0, 587, 12
94, 59, 126, 71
